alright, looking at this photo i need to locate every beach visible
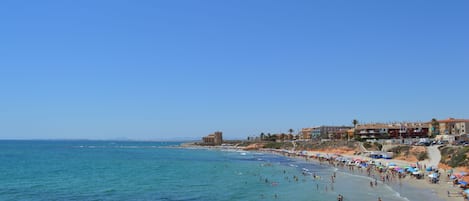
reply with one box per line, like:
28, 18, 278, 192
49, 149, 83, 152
265, 148, 467, 201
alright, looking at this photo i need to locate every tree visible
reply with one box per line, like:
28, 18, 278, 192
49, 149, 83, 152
351, 119, 359, 141
288, 128, 294, 135
280, 133, 286, 141
431, 118, 439, 137
352, 119, 359, 128
260, 132, 265, 141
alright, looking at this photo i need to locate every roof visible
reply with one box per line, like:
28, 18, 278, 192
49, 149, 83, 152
438, 118, 469, 123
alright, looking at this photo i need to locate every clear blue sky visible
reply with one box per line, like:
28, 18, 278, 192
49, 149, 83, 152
0, 1, 468, 140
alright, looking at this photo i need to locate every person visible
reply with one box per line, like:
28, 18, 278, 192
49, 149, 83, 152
378, 197, 382, 201
337, 194, 343, 201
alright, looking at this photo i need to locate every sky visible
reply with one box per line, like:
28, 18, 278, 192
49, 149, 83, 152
0, 0, 468, 140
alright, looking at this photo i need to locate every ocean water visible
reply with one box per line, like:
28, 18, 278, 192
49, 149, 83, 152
0, 140, 443, 201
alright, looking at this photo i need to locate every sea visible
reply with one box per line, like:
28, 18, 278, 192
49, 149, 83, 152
0, 140, 444, 201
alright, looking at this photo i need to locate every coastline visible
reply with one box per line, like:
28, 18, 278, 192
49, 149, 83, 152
181, 143, 464, 201
267, 149, 464, 201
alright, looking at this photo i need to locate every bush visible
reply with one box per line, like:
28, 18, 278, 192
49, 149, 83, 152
374, 142, 383, 151
363, 142, 372, 149
263, 142, 283, 149
417, 152, 428, 161
388, 145, 411, 155
448, 148, 468, 168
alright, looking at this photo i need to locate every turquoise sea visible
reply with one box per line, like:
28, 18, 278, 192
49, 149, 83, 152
0, 140, 443, 201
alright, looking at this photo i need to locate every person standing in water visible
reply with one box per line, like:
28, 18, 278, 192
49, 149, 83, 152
337, 194, 344, 201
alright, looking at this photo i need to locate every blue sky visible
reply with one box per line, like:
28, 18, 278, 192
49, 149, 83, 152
0, 1, 468, 140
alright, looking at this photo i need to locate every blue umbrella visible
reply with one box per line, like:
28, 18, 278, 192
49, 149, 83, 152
458, 181, 467, 185
464, 189, 469, 194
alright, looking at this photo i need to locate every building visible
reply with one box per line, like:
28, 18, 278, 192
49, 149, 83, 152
202, 131, 223, 145
433, 118, 469, 143
312, 126, 353, 139
300, 128, 314, 140
355, 122, 429, 140
436, 118, 469, 135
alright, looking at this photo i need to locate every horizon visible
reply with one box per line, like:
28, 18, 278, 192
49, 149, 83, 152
1, 1, 468, 140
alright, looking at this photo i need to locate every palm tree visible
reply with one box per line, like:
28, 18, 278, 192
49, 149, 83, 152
288, 129, 294, 140
351, 119, 359, 141
260, 132, 265, 141
431, 118, 439, 137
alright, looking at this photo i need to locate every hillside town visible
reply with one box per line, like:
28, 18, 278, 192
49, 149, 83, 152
243, 117, 469, 145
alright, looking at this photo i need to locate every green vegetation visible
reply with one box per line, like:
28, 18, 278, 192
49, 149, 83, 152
417, 151, 428, 161
388, 145, 411, 155
263, 142, 283, 149
374, 142, 383, 151
440, 146, 469, 168
363, 142, 372, 149
362, 142, 382, 151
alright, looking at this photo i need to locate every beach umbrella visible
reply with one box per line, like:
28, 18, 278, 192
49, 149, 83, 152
461, 172, 468, 176
398, 169, 404, 173
412, 171, 421, 175
458, 181, 468, 185
461, 176, 469, 183
388, 162, 396, 166
464, 189, 469, 194
450, 175, 456, 179
410, 164, 417, 167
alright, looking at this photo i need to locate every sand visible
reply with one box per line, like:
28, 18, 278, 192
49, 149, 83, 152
303, 150, 466, 201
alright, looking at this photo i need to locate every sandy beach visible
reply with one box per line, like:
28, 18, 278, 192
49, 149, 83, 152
300, 150, 466, 201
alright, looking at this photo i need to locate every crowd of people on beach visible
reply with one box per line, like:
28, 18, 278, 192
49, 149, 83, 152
258, 148, 469, 201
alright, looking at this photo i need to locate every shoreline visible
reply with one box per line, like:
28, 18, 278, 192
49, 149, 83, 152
181, 144, 464, 201
261, 148, 464, 201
